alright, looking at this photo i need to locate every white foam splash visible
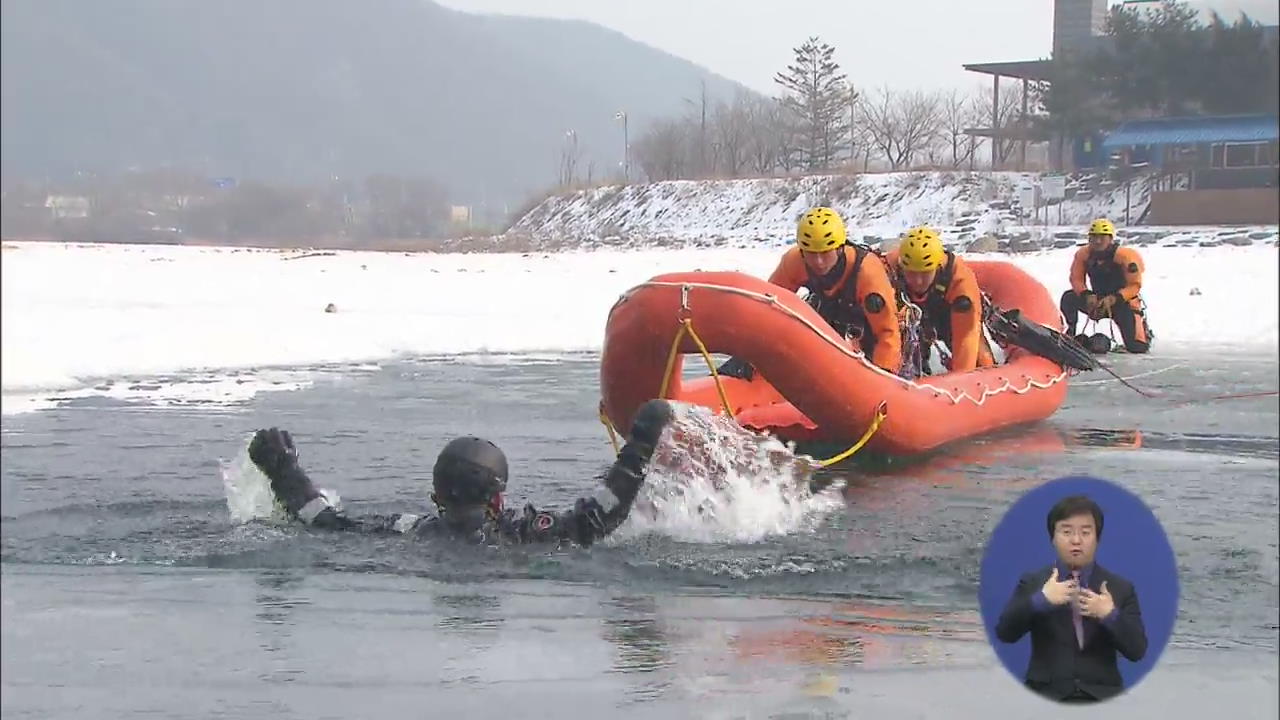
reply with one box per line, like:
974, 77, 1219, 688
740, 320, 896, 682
616, 403, 846, 544
219, 445, 285, 524
217, 440, 344, 526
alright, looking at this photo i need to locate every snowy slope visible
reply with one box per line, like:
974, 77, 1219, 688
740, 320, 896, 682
504, 171, 1275, 250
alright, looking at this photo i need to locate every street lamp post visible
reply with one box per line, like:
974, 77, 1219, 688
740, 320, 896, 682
556, 129, 580, 187
615, 111, 629, 182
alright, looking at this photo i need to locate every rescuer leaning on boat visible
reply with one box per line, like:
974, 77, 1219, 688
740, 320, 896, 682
886, 226, 997, 375
718, 207, 903, 379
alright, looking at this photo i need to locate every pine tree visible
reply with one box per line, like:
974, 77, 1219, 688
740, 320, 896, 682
773, 37, 853, 172
1199, 12, 1279, 115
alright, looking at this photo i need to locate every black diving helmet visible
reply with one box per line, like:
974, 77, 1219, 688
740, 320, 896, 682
432, 436, 510, 520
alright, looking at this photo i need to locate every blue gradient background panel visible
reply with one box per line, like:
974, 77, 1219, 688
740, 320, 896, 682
978, 475, 1181, 694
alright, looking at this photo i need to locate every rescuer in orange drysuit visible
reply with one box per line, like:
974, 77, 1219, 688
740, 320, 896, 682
885, 226, 996, 374
1060, 218, 1153, 354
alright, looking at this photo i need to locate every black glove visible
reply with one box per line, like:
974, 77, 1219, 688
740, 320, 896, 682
591, 399, 674, 537
248, 427, 324, 519
249, 427, 298, 479
716, 356, 755, 381
628, 399, 674, 447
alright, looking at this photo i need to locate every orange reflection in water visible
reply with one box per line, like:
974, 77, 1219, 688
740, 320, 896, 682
728, 601, 982, 670
833, 425, 1145, 509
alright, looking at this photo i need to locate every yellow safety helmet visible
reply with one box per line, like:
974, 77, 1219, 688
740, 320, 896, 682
1088, 218, 1116, 236
796, 207, 847, 252
898, 226, 945, 272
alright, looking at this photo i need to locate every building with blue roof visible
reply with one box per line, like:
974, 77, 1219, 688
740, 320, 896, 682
960, 0, 1278, 225
962, 0, 1278, 179
1089, 113, 1278, 224
1092, 114, 1278, 190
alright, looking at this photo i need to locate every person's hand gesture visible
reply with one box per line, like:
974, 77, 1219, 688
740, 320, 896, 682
249, 427, 299, 478
1041, 567, 1077, 606
1079, 581, 1116, 619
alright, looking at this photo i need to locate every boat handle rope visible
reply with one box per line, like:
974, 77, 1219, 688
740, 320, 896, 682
599, 283, 888, 468
610, 280, 1069, 406
1079, 317, 1278, 403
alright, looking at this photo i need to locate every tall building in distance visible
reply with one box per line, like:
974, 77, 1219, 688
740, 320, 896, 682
1053, 0, 1108, 57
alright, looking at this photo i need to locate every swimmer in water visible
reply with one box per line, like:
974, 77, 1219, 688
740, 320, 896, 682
246, 398, 674, 547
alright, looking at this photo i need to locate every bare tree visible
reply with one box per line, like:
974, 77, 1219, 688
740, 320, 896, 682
711, 93, 753, 177
776, 121, 804, 174
558, 132, 583, 188
678, 80, 711, 178
856, 87, 944, 170
979, 83, 1025, 167
744, 96, 784, 176
633, 119, 690, 182
845, 89, 869, 168
848, 115, 875, 171
938, 88, 985, 169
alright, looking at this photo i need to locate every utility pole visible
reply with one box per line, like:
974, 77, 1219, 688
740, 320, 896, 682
849, 91, 857, 166
560, 129, 578, 187
991, 74, 1001, 169
700, 80, 707, 176
681, 81, 709, 177
615, 111, 629, 182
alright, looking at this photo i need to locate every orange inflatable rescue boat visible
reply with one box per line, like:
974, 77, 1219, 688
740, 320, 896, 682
599, 262, 1071, 457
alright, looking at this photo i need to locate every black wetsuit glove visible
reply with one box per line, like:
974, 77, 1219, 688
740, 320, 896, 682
591, 399, 675, 535
248, 428, 344, 526
629, 398, 675, 447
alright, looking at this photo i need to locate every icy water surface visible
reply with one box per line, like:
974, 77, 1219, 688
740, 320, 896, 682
2, 350, 1277, 719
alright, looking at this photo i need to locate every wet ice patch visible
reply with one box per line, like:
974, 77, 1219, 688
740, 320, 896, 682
616, 403, 845, 544
1, 368, 319, 416
438, 352, 596, 366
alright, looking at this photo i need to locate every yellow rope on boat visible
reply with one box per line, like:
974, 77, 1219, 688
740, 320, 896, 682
657, 317, 734, 417
601, 283, 888, 466
598, 401, 620, 454
812, 401, 889, 468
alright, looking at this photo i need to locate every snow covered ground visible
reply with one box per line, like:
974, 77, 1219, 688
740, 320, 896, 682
2, 239, 1276, 414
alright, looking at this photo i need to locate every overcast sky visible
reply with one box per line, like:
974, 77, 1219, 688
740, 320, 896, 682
437, 0, 1279, 95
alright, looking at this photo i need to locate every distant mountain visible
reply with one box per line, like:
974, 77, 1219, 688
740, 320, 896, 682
0, 0, 748, 211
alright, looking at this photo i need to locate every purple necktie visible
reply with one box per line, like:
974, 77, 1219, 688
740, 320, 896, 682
1071, 570, 1085, 649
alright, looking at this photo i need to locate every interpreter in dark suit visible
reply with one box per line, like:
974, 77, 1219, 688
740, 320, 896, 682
995, 495, 1148, 703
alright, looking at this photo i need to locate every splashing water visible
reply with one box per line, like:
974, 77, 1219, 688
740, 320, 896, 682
218, 414, 837, 544
617, 402, 846, 544
218, 438, 341, 525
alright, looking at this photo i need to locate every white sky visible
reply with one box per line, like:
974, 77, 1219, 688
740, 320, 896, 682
436, 0, 1279, 95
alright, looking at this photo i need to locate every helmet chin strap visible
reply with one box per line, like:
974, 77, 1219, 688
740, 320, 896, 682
432, 492, 504, 522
